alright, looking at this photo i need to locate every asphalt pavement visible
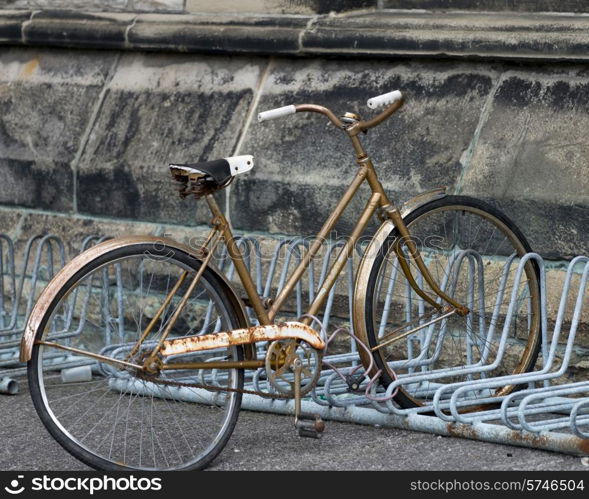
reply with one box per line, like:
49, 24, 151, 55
0, 377, 587, 472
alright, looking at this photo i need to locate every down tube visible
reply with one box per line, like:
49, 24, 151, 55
303, 192, 381, 322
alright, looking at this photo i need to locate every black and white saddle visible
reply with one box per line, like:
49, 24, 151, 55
169, 155, 254, 188
169, 155, 254, 198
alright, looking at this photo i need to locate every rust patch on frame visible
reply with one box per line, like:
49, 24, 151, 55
160, 322, 325, 357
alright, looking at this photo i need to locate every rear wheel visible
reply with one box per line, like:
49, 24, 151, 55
363, 196, 542, 408
28, 242, 244, 470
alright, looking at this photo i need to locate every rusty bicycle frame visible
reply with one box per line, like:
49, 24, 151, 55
86, 96, 468, 377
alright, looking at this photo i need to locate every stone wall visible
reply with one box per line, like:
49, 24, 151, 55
0, 46, 587, 260
0, 4, 587, 263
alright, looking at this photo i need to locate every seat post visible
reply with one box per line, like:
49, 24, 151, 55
204, 195, 271, 325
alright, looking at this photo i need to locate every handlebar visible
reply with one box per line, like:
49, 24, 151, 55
366, 90, 403, 110
257, 105, 296, 122
257, 90, 405, 134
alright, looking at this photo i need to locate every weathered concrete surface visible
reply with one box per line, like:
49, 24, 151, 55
128, 12, 308, 54
24, 10, 137, 49
302, 11, 589, 61
0, 9, 29, 42
458, 70, 589, 258
131, 0, 184, 11
0, 1, 374, 14
0, 48, 113, 212
382, 0, 589, 12
0, 0, 183, 12
185, 0, 376, 14
8, 1, 589, 15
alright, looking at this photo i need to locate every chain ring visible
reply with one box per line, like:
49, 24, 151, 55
264, 339, 322, 396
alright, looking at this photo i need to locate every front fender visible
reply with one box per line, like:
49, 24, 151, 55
20, 235, 252, 363
352, 188, 446, 374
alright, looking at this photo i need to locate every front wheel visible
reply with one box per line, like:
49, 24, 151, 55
28, 242, 245, 470
362, 195, 542, 408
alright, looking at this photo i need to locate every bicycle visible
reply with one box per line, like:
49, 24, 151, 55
20, 90, 542, 470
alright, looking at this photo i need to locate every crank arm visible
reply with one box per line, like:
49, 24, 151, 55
293, 357, 325, 439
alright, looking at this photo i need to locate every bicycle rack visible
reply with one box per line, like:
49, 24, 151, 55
239, 252, 589, 456
1, 232, 588, 456
0, 234, 109, 389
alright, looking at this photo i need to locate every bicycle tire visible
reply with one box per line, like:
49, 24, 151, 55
363, 195, 542, 408
28, 242, 245, 471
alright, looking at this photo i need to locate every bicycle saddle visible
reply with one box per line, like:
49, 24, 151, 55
169, 155, 254, 198
169, 155, 254, 185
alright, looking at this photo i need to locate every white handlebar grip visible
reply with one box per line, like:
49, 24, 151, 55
367, 90, 403, 109
257, 105, 296, 122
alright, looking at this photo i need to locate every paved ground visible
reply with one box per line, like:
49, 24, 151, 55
0, 378, 587, 472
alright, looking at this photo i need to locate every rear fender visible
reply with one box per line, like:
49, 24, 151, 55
20, 235, 253, 362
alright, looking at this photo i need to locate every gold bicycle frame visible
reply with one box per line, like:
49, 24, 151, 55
137, 98, 469, 371
24, 97, 470, 374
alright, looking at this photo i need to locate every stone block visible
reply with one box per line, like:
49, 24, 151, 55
0, 48, 116, 212
184, 0, 375, 14
381, 0, 589, 12
76, 52, 264, 225
132, 0, 184, 12
128, 13, 306, 54
5, 8, 589, 63
459, 71, 589, 257
24, 10, 134, 49
0, 10, 29, 44
304, 11, 589, 61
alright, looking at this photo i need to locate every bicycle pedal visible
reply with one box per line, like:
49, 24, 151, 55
295, 414, 325, 439
345, 373, 364, 393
